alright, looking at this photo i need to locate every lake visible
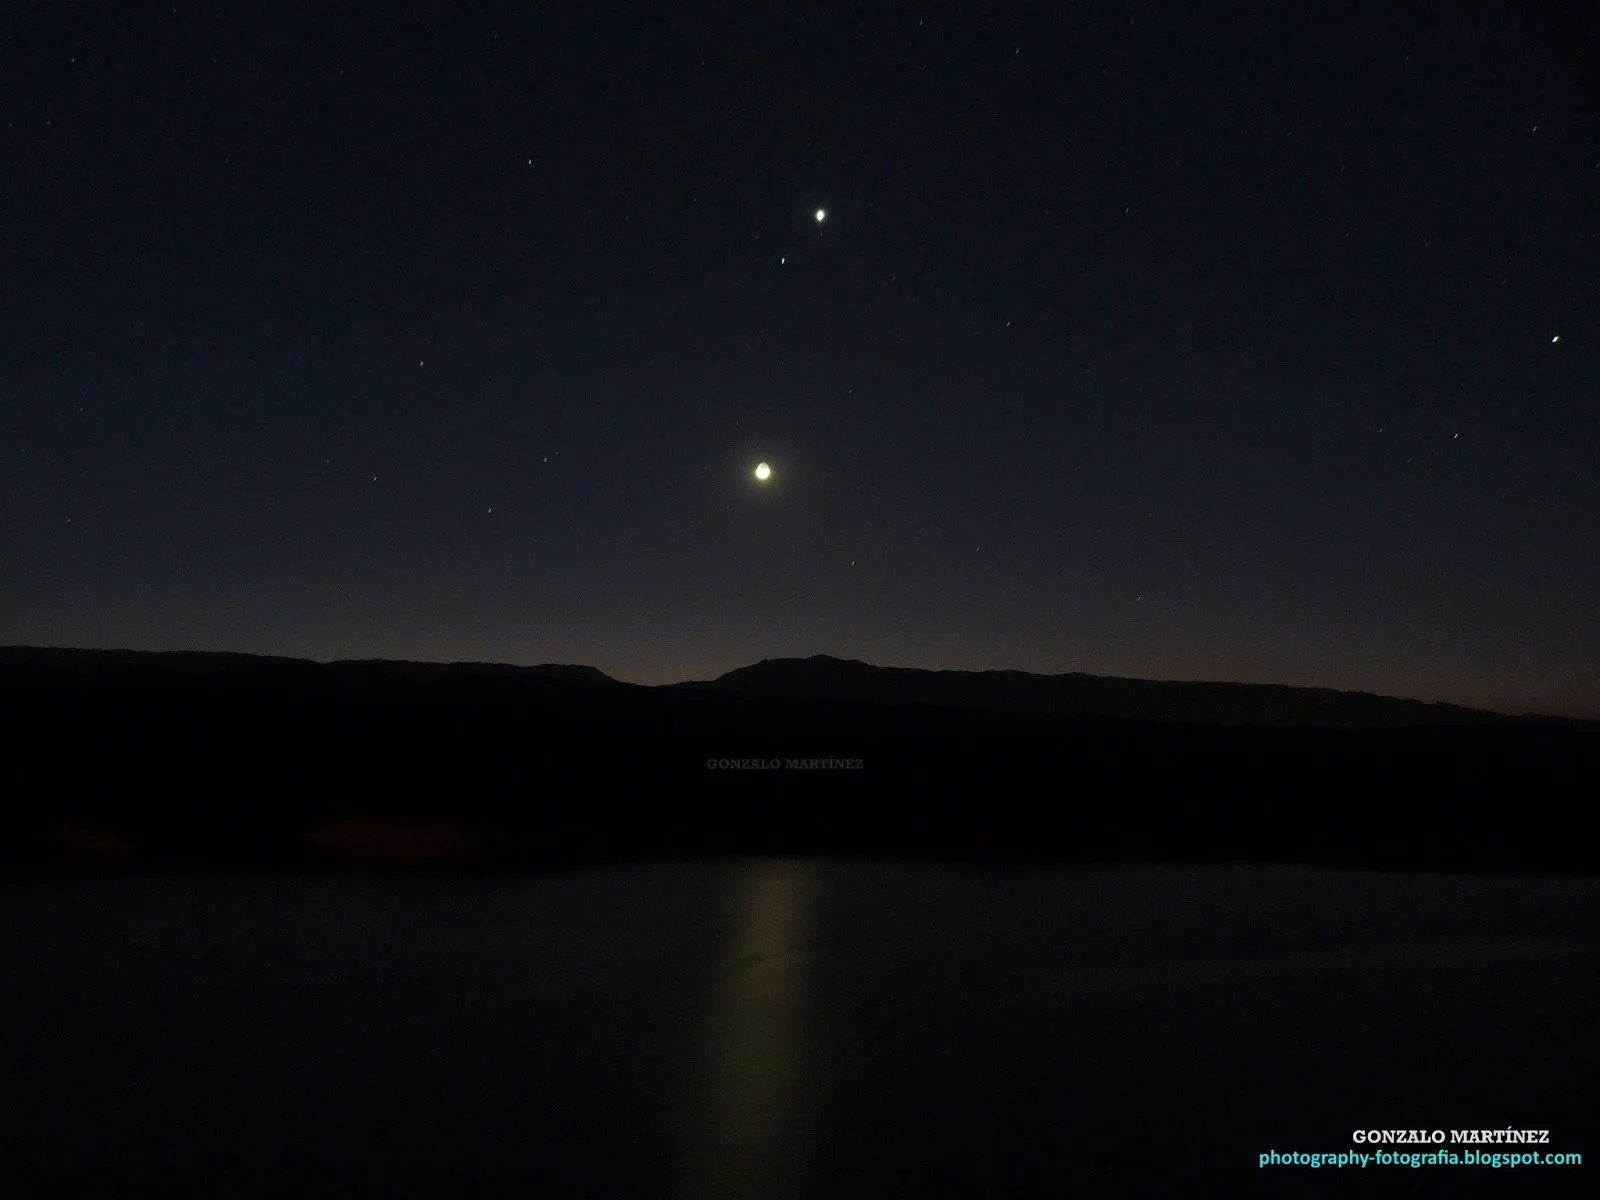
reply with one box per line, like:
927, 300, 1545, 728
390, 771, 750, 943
6, 860, 1597, 1195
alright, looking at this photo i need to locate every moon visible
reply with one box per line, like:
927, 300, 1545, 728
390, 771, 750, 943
754, 462, 772, 481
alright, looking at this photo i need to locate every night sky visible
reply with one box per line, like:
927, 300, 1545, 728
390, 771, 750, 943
5, 2, 1597, 717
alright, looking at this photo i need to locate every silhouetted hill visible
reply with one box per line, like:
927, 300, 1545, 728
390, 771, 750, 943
0, 647, 616, 689
2, 646, 1597, 874
691, 655, 1534, 728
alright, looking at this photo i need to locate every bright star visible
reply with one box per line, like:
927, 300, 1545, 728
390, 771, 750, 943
754, 462, 772, 481
815, 209, 826, 223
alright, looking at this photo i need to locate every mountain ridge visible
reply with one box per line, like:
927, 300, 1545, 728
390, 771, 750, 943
0, 646, 616, 688
5, 645, 1597, 874
686, 653, 1553, 729
1, 645, 1584, 728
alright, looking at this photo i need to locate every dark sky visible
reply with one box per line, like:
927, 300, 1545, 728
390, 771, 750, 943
4, 1, 1597, 715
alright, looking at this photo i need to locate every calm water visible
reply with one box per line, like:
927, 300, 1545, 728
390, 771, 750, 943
6, 861, 1599, 1195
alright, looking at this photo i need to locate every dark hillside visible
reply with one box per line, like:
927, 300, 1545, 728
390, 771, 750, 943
2, 648, 1595, 874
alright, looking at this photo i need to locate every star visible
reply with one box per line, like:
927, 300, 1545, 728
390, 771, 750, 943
814, 208, 826, 223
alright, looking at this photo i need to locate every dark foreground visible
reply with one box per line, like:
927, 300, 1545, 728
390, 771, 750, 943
5, 861, 1597, 1196
5, 649, 1599, 875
